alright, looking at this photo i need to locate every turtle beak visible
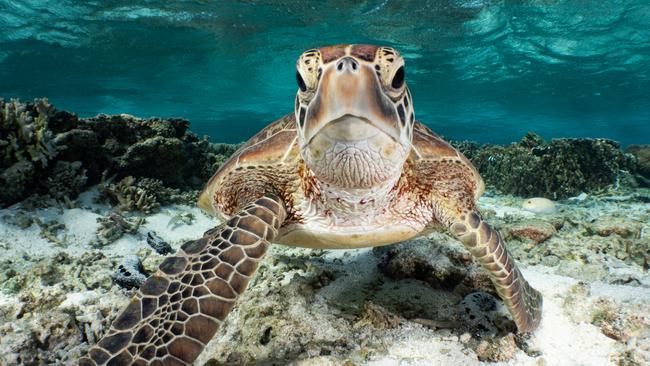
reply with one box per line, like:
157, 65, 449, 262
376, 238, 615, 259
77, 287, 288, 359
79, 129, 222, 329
301, 57, 403, 148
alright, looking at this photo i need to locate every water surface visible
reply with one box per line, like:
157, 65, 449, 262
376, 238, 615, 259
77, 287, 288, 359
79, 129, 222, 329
1, 0, 649, 144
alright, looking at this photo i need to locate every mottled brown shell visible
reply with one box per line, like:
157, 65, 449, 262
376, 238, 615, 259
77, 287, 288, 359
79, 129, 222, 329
198, 114, 300, 217
410, 122, 485, 200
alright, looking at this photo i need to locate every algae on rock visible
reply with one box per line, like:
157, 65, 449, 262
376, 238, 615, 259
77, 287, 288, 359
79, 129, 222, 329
0, 99, 239, 208
453, 132, 641, 199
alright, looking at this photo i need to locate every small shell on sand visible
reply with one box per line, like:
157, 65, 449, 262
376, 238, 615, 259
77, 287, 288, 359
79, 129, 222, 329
522, 197, 557, 214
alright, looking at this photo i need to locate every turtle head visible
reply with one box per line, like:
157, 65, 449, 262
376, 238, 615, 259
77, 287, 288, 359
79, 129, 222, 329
294, 44, 414, 189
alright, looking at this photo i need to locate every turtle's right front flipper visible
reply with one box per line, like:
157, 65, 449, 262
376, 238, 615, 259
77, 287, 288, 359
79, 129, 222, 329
80, 195, 286, 366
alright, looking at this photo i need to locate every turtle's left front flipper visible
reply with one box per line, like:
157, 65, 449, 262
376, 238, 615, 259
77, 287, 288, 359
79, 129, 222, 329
79, 195, 286, 366
447, 210, 542, 332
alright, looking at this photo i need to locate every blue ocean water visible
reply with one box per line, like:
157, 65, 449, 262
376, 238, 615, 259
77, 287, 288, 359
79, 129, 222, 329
0, 0, 649, 145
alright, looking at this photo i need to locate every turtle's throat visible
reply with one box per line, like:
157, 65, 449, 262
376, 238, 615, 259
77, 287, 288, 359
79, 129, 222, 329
307, 167, 402, 219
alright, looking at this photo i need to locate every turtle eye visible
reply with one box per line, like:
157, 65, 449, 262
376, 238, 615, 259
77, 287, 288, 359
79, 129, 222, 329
296, 71, 307, 92
391, 66, 405, 89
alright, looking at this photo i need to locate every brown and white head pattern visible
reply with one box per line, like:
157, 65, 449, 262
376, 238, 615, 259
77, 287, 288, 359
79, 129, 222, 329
294, 44, 415, 189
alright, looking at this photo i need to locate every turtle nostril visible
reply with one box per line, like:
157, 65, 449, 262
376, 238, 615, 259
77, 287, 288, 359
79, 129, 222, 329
336, 57, 359, 73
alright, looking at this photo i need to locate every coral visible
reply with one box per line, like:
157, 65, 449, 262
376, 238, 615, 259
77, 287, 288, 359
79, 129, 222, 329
0, 161, 35, 205
99, 175, 198, 213
353, 301, 403, 330
45, 160, 88, 200
474, 333, 517, 362
453, 133, 640, 199
34, 218, 66, 245
167, 211, 195, 229
78, 113, 234, 189
94, 212, 143, 246
0, 99, 238, 208
99, 176, 160, 213
0, 98, 57, 168
0, 251, 124, 365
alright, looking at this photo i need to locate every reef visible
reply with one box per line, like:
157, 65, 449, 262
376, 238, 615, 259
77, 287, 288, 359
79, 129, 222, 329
453, 132, 644, 199
0, 98, 239, 208
1, 100, 649, 365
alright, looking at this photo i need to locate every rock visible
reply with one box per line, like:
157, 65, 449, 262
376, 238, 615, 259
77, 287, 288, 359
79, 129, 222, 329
374, 236, 493, 294
146, 231, 173, 255
522, 197, 557, 214
453, 135, 639, 199
505, 220, 557, 244
627, 145, 650, 179
474, 333, 517, 362
112, 255, 147, 289
2, 210, 34, 229
586, 218, 642, 239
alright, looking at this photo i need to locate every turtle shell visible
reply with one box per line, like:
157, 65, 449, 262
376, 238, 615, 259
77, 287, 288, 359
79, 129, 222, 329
198, 113, 299, 217
410, 122, 485, 200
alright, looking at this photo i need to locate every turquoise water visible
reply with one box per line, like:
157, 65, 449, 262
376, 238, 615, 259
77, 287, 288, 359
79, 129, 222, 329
1, 0, 649, 145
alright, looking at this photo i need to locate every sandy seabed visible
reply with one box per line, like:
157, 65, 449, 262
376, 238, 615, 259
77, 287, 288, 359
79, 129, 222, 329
0, 187, 648, 365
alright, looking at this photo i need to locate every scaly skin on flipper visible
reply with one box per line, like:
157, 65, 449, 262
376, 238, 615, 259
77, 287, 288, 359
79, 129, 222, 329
79, 195, 286, 366
449, 211, 543, 332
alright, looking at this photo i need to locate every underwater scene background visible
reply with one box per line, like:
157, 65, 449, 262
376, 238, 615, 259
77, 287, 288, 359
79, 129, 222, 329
1, 0, 649, 144
1, 1, 650, 366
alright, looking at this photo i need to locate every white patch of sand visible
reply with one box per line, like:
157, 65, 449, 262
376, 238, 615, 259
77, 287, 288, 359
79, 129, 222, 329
0, 187, 217, 262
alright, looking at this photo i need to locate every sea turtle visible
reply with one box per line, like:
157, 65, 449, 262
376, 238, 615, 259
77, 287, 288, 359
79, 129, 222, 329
81, 44, 542, 366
